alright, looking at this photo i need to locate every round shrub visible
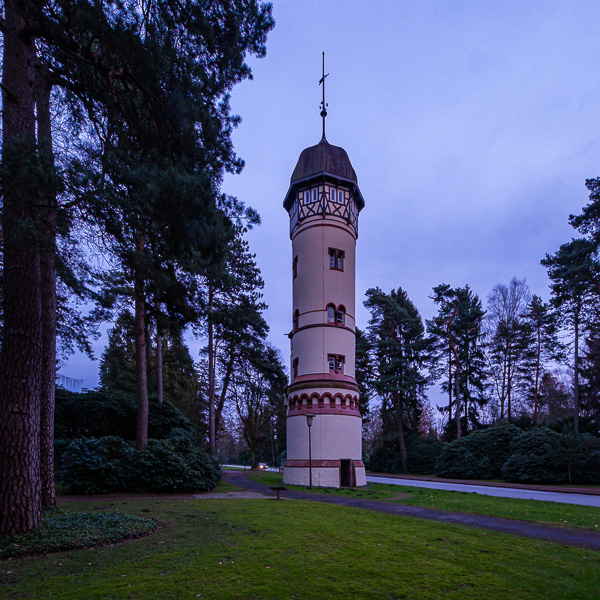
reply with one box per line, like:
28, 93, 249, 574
434, 421, 522, 480
434, 440, 491, 479
501, 428, 567, 484
61, 436, 134, 494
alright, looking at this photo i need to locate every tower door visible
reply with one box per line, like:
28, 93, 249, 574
340, 459, 355, 487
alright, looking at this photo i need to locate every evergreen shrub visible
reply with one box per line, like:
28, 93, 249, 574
434, 440, 491, 479
405, 437, 444, 474
572, 450, 600, 484
501, 428, 567, 484
367, 436, 443, 475
61, 429, 221, 494
435, 421, 522, 479
55, 389, 193, 440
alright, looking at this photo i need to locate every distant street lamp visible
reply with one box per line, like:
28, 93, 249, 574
305, 414, 315, 489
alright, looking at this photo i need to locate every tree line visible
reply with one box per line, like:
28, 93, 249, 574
0, 1, 276, 535
360, 180, 600, 470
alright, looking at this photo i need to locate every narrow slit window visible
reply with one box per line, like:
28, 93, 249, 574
293, 357, 299, 379
293, 255, 298, 280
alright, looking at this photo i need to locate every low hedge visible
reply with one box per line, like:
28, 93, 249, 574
60, 429, 221, 494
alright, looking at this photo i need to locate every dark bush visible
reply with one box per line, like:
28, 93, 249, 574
501, 427, 567, 484
435, 421, 522, 479
55, 388, 193, 440
61, 436, 134, 494
366, 445, 397, 474
60, 429, 220, 494
434, 440, 491, 479
405, 437, 443, 474
366, 436, 443, 475
572, 450, 600, 484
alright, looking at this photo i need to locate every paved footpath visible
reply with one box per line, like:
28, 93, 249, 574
367, 474, 600, 507
222, 470, 600, 552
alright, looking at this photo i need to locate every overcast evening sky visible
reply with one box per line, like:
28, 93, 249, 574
61, 0, 600, 392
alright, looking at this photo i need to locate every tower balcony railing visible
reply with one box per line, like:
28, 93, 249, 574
290, 192, 358, 237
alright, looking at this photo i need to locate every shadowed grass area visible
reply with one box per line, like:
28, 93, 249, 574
0, 509, 156, 559
247, 472, 600, 530
1, 496, 598, 599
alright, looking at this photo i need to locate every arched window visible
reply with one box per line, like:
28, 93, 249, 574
293, 309, 299, 331
327, 304, 335, 323
336, 306, 345, 325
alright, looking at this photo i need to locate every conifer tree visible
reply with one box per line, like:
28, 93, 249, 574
0, 0, 44, 534
428, 284, 486, 438
364, 287, 429, 472
522, 295, 564, 424
542, 239, 598, 432
0, 0, 274, 532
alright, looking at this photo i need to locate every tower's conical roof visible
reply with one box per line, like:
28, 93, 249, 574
290, 138, 357, 184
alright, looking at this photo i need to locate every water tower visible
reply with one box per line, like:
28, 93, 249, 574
282, 56, 366, 487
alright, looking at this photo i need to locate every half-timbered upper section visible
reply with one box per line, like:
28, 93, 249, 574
283, 139, 365, 238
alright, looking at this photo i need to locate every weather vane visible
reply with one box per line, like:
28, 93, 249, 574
318, 51, 329, 141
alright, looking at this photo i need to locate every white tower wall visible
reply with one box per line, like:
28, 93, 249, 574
282, 139, 366, 488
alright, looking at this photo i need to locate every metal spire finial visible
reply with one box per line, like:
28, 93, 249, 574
318, 51, 329, 141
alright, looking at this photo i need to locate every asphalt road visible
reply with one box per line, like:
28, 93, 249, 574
367, 475, 600, 507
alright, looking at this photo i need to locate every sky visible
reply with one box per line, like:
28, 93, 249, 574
61, 0, 600, 391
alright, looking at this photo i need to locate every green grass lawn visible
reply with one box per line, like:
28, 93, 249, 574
1, 496, 598, 599
247, 472, 600, 530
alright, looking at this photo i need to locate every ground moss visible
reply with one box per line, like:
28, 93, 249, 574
0, 508, 156, 559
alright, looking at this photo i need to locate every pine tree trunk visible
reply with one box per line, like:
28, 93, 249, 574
0, 0, 43, 535
454, 367, 462, 438
156, 332, 163, 407
207, 284, 216, 453
447, 350, 452, 422
134, 255, 149, 451
573, 308, 580, 434
533, 327, 541, 425
500, 350, 507, 420
216, 347, 236, 435
396, 413, 408, 473
507, 347, 512, 422
36, 68, 57, 508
